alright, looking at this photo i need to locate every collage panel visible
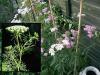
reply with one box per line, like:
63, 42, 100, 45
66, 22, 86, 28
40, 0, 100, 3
1, 23, 41, 72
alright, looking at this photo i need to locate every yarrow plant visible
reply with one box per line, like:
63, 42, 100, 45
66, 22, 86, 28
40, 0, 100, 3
49, 44, 64, 56
6, 25, 29, 34
2, 25, 39, 71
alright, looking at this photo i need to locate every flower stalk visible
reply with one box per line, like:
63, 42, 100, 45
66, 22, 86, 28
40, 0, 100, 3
74, 0, 83, 75
48, 0, 55, 26
5, 25, 29, 71
48, 0, 57, 38
29, 0, 36, 21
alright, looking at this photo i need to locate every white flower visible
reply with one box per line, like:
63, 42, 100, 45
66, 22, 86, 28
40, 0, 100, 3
44, 18, 50, 23
17, 7, 30, 15
42, 7, 48, 14
62, 39, 70, 45
50, 27, 58, 32
21, 0, 27, 7
41, 38, 44, 43
39, 13, 43, 16
49, 43, 64, 56
17, 9, 23, 14
55, 44, 64, 51
41, 2, 46, 4
44, 53, 48, 56
51, 44, 57, 49
14, 14, 18, 19
41, 48, 44, 53
11, 19, 21, 23
49, 48, 55, 56
6, 25, 29, 34
62, 34, 66, 37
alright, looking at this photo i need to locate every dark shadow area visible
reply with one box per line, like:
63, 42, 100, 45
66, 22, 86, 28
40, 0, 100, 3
86, 71, 96, 75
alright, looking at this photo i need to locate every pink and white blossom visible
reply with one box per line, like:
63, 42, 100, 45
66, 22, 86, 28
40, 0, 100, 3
84, 25, 96, 38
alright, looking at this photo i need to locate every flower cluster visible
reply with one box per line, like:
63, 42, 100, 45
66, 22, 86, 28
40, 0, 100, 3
50, 26, 58, 32
41, 48, 48, 56
49, 44, 64, 56
44, 14, 55, 23
17, 7, 30, 15
10, 0, 31, 23
48, 29, 78, 56
42, 7, 48, 14
62, 30, 78, 48
62, 38, 73, 48
6, 25, 29, 34
84, 25, 96, 38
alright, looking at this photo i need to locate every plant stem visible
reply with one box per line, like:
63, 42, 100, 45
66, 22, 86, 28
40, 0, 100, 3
48, 0, 55, 26
16, 35, 22, 71
74, 0, 83, 75
29, 0, 36, 21
11, 53, 19, 71
48, 0, 57, 38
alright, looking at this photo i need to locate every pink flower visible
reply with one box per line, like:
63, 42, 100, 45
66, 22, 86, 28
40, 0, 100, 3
84, 25, 96, 33
66, 41, 73, 48
71, 29, 78, 38
87, 33, 94, 38
42, 7, 48, 13
44, 15, 54, 23
48, 15, 54, 21
84, 25, 96, 38
62, 39, 73, 48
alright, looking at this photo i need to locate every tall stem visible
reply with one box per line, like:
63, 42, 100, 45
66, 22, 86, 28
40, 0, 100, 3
16, 35, 20, 71
16, 35, 22, 71
29, 0, 36, 21
48, 0, 55, 26
74, 0, 83, 75
48, 0, 57, 38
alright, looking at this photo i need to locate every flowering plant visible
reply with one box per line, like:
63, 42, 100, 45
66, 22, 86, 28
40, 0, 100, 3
2, 0, 100, 75
2, 25, 39, 71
